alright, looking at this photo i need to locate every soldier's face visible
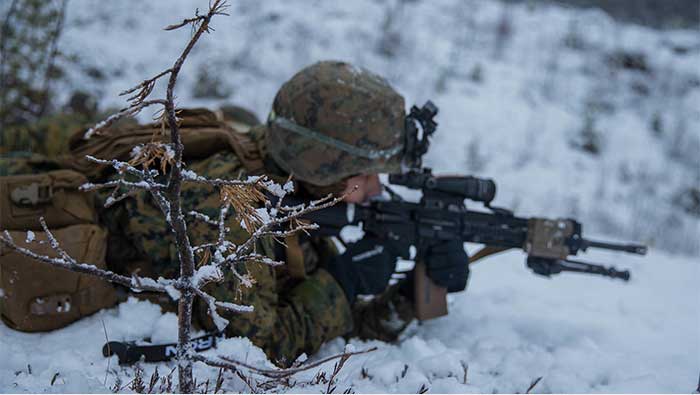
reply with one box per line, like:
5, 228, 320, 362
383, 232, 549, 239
343, 174, 382, 203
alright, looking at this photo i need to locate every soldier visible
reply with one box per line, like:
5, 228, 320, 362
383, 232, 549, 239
100, 60, 469, 366
1, 60, 469, 366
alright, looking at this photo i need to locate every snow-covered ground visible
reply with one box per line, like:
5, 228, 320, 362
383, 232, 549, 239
1, 0, 698, 393
1, 248, 696, 393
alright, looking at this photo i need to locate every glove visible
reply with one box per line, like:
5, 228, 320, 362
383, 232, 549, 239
423, 240, 469, 292
325, 234, 407, 304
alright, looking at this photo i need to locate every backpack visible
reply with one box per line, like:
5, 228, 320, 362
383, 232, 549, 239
0, 106, 262, 332
67, 107, 264, 180
0, 157, 117, 331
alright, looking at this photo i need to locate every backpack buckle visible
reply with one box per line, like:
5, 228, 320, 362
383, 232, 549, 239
10, 182, 53, 206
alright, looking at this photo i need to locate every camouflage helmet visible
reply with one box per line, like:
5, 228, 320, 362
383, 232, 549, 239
265, 61, 405, 187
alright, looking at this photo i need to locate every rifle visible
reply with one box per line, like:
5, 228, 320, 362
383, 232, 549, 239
295, 101, 648, 321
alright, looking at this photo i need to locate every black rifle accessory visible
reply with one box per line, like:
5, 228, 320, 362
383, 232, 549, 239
102, 332, 222, 364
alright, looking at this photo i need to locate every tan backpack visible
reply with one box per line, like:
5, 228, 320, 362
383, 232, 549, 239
0, 166, 117, 331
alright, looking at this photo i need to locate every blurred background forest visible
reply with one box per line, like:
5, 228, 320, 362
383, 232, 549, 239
1, 0, 698, 257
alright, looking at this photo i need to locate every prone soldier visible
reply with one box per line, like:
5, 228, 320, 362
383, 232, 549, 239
0, 61, 468, 366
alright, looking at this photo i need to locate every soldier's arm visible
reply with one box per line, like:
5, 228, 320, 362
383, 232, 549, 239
196, 262, 352, 367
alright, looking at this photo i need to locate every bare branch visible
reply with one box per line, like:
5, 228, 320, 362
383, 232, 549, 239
188, 210, 221, 227
192, 287, 253, 315
80, 179, 165, 193
164, 1, 230, 31
84, 155, 158, 179
217, 203, 231, 246
119, 68, 173, 102
181, 169, 262, 186
226, 193, 345, 268
326, 352, 351, 394
82, 155, 172, 215
227, 264, 256, 288
192, 347, 377, 379
155, 3, 233, 390
254, 225, 319, 240
526, 376, 543, 394
239, 253, 285, 267
193, 242, 220, 253
164, 15, 208, 31
39, 218, 74, 263
0, 229, 167, 293
83, 99, 166, 139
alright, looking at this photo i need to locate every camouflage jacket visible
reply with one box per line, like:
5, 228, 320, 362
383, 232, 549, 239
100, 139, 354, 366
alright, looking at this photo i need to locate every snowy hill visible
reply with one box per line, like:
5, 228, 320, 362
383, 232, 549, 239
1, 0, 698, 393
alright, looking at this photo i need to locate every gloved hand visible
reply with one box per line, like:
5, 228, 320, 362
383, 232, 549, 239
423, 240, 469, 292
325, 234, 408, 304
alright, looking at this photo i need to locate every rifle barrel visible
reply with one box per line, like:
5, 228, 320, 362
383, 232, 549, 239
584, 239, 647, 255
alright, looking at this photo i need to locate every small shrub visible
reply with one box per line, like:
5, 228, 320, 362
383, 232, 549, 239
469, 64, 484, 84
570, 113, 603, 155
605, 51, 650, 74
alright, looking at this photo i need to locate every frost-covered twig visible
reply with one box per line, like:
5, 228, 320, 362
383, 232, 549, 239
0, 218, 254, 319
0, 226, 166, 294
84, 155, 159, 181
226, 192, 345, 267
191, 287, 253, 331
241, 253, 285, 267
120, 68, 173, 104
80, 179, 165, 192
192, 346, 377, 379
83, 155, 172, 214
83, 99, 166, 139
526, 376, 543, 394
163, 1, 229, 32
182, 169, 262, 186
325, 351, 352, 394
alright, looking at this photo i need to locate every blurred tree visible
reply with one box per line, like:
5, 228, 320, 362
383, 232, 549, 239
0, 0, 98, 157
0, 0, 68, 129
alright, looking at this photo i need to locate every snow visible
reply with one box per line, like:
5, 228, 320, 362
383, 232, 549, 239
265, 180, 294, 198
192, 265, 223, 287
164, 285, 182, 302
163, 144, 175, 162
1, 0, 698, 393
2, 248, 695, 392
129, 144, 143, 159
181, 169, 198, 180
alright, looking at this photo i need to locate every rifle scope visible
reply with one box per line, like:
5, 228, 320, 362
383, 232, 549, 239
389, 170, 496, 204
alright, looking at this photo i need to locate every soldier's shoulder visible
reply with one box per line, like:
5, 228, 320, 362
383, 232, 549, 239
189, 150, 247, 179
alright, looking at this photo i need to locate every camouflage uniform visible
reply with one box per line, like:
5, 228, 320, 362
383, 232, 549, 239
99, 126, 354, 366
